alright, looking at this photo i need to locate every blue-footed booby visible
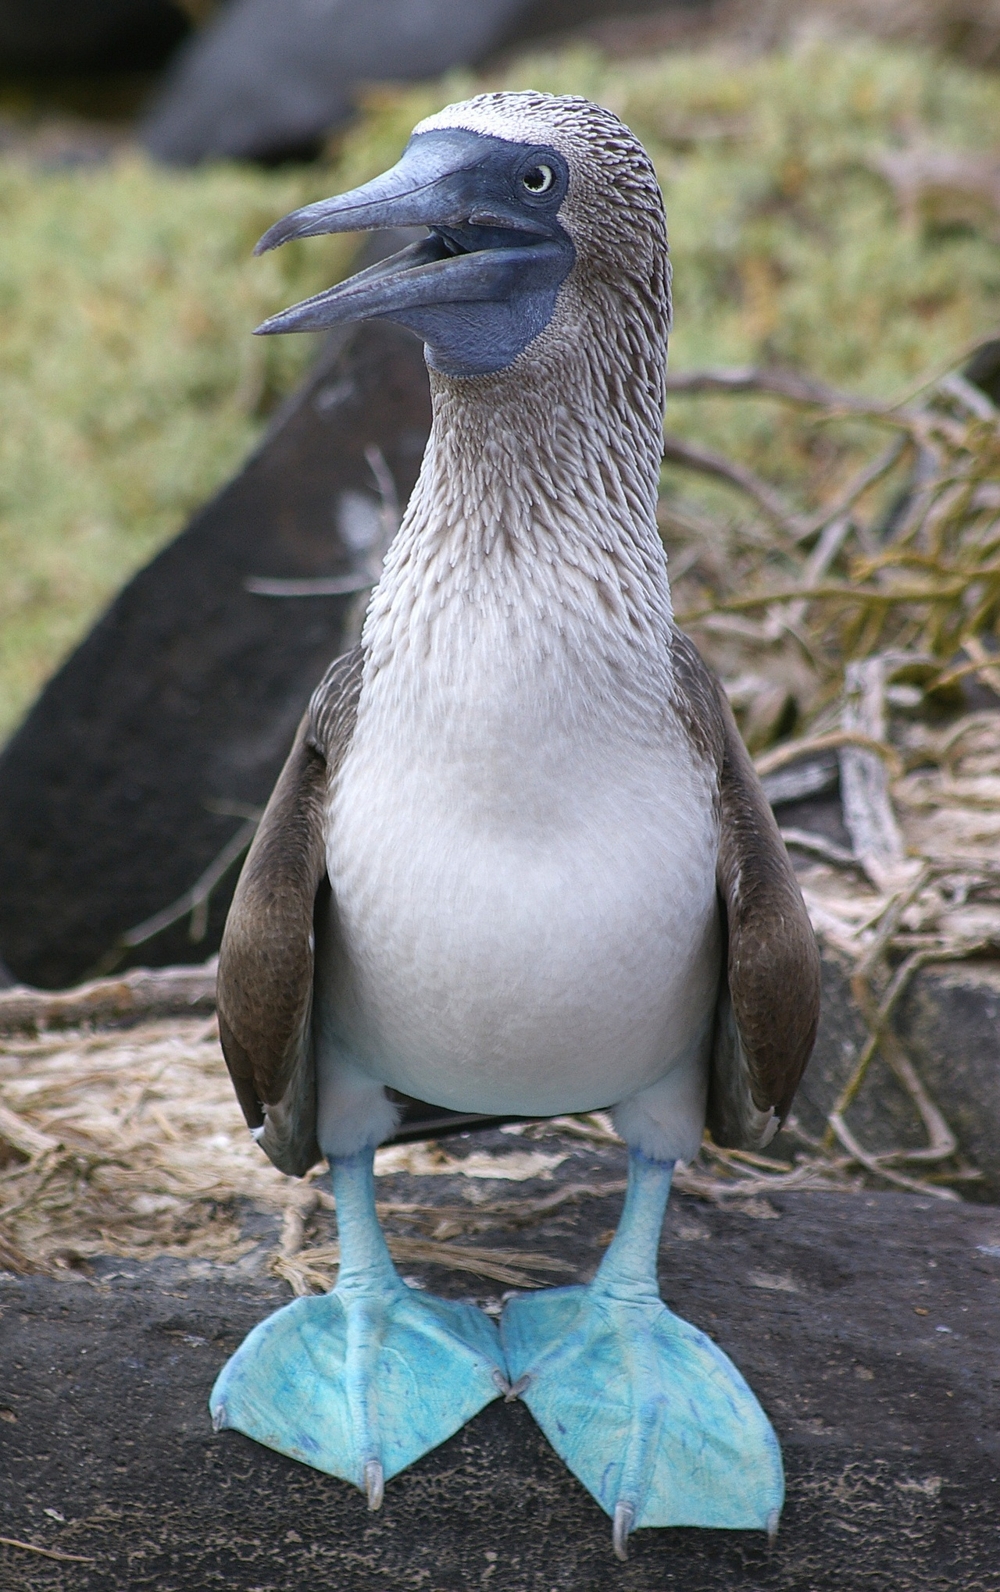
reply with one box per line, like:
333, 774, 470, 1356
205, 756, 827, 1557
209, 91, 820, 1558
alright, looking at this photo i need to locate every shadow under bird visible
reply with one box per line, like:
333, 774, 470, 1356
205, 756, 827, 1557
209, 91, 821, 1560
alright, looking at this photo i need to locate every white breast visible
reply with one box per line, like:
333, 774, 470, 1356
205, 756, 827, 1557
320, 586, 721, 1119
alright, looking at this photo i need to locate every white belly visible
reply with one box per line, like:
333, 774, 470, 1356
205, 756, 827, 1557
321, 707, 721, 1118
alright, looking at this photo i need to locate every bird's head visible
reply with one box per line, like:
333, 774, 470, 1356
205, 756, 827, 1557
254, 91, 670, 386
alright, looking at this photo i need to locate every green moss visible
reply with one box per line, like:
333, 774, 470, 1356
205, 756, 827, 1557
0, 157, 354, 738
3, 38, 1000, 740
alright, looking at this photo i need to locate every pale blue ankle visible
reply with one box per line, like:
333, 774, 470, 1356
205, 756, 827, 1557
501, 1149, 783, 1554
209, 1147, 506, 1501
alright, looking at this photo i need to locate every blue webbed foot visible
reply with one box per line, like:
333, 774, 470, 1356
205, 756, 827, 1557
501, 1282, 783, 1548
210, 1150, 506, 1502
210, 1280, 506, 1499
500, 1151, 783, 1557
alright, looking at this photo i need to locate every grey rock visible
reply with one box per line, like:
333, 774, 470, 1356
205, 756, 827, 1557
2, 1152, 998, 1589
141, 0, 536, 163
773, 950, 1000, 1200
897, 962, 1000, 1198
964, 338, 1000, 406
141, 0, 710, 165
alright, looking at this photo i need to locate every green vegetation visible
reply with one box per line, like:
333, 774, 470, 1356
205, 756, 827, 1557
2, 37, 1000, 740
0, 159, 354, 737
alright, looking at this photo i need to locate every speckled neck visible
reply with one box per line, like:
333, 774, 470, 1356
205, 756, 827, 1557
361, 274, 673, 692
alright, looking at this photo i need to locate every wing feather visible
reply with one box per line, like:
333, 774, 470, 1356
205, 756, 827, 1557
672, 632, 821, 1150
216, 647, 363, 1175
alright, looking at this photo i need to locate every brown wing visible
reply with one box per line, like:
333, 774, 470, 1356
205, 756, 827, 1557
672, 632, 821, 1151
215, 647, 363, 1176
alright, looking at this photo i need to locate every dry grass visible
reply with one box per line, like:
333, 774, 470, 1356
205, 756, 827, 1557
0, 1009, 897, 1292
665, 369, 1000, 738
0, 1018, 585, 1290
0, 1008, 861, 1290
658, 343, 1000, 1200
0, 1015, 288, 1271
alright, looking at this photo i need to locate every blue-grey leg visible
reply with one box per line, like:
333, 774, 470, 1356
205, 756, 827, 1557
500, 1149, 784, 1558
210, 1148, 507, 1502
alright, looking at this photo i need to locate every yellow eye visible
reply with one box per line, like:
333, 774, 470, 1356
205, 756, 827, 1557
522, 164, 554, 195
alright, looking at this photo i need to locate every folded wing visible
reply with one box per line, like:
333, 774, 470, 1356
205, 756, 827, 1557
672, 633, 821, 1150
216, 648, 363, 1175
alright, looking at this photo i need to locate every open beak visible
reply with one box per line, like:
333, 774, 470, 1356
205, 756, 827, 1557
252, 127, 565, 337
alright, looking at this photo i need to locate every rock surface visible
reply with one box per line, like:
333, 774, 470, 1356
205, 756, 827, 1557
897, 962, 1000, 1199
140, 0, 537, 163
770, 950, 1000, 1202
1, 1144, 998, 1591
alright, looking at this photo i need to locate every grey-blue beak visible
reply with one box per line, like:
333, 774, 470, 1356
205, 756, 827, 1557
254, 129, 550, 256
252, 126, 575, 377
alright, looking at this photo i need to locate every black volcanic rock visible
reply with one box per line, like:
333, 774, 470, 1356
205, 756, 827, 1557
0, 0, 190, 75
0, 318, 431, 988
1, 1167, 998, 1589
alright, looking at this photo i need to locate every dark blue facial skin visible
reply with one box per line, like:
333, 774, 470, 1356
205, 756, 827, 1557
381, 130, 574, 377
253, 128, 576, 378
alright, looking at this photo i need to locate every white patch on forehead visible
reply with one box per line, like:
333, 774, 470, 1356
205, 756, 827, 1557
414, 91, 636, 167
416, 92, 580, 148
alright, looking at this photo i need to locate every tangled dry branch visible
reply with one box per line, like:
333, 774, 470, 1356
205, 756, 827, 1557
663, 336, 1000, 1201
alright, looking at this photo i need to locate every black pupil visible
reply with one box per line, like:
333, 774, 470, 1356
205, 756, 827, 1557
523, 166, 549, 192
